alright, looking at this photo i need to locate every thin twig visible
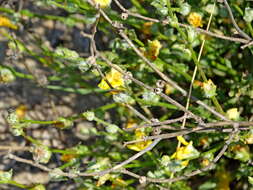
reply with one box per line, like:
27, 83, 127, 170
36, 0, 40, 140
124, 115, 188, 131
222, 0, 252, 40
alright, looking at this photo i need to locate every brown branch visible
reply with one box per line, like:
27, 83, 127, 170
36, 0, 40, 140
124, 121, 252, 145
87, 138, 162, 177
98, 9, 229, 122
124, 115, 188, 131
113, 0, 250, 44
0, 145, 30, 152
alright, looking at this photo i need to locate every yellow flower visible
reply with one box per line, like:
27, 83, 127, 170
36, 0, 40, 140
165, 84, 175, 95
187, 12, 203, 27
171, 139, 199, 161
226, 108, 240, 120
98, 68, 124, 90
146, 39, 162, 60
15, 105, 27, 119
97, 174, 111, 186
92, 0, 111, 8
177, 136, 189, 146
0, 16, 17, 30
125, 120, 137, 129
141, 22, 153, 36
127, 129, 152, 152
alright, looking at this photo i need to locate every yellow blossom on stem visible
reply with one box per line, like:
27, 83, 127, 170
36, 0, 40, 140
177, 135, 189, 146
171, 141, 193, 160
15, 105, 27, 119
187, 12, 203, 27
141, 22, 153, 36
171, 136, 199, 166
98, 68, 124, 90
146, 39, 162, 60
125, 120, 137, 129
60, 153, 77, 162
92, 0, 111, 8
126, 125, 152, 152
165, 84, 175, 95
0, 16, 17, 30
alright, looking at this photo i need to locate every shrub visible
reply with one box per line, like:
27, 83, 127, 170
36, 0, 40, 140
0, 0, 253, 189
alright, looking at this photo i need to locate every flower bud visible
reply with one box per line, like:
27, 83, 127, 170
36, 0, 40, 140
31, 145, 52, 164
83, 111, 95, 121
7, 111, 19, 125
244, 129, 253, 144
142, 91, 159, 103
0, 68, 15, 83
78, 60, 91, 72
49, 168, 65, 181
10, 127, 23, 136
202, 79, 216, 98
106, 124, 119, 134
244, 7, 253, 23
113, 93, 134, 104
180, 3, 191, 16
161, 155, 171, 166
54, 117, 73, 129
187, 27, 197, 43
0, 169, 12, 181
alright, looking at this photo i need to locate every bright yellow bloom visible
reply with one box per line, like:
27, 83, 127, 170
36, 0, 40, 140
126, 126, 152, 152
15, 105, 27, 119
165, 84, 175, 95
187, 12, 203, 27
171, 136, 200, 165
125, 120, 137, 129
177, 135, 189, 146
171, 141, 194, 160
146, 39, 162, 60
141, 22, 153, 36
98, 68, 124, 90
226, 108, 240, 120
0, 16, 17, 30
92, 0, 111, 8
